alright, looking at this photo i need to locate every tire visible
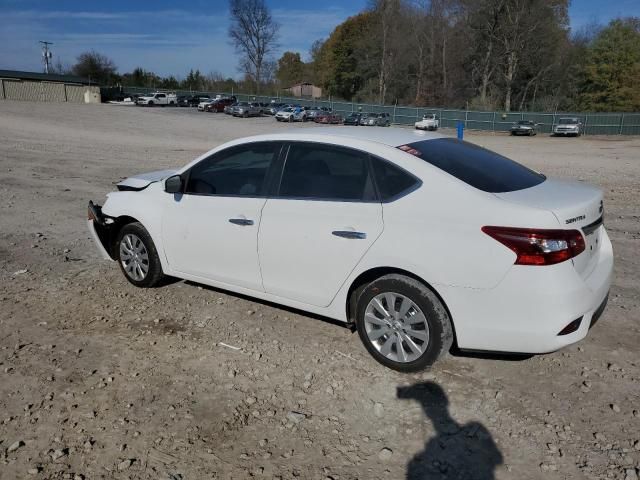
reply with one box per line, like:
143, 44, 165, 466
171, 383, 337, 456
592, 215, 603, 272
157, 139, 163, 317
115, 222, 164, 288
244, 111, 249, 118
288, 116, 293, 123
355, 274, 453, 372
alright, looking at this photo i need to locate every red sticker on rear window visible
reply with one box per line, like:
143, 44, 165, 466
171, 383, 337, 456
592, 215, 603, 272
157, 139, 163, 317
398, 145, 422, 156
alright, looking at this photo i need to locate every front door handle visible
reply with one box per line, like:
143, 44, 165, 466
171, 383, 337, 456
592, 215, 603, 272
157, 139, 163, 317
332, 230, 367, 239
229, 218, 254, 226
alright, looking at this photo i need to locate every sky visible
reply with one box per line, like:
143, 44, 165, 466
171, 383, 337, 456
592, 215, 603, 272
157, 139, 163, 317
1, 0, 639, 79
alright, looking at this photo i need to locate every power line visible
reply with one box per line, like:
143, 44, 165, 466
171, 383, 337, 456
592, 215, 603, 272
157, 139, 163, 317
39, 41, 53, 74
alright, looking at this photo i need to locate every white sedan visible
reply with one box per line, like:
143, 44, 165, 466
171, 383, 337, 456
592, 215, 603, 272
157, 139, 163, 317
88, 128, 613, 372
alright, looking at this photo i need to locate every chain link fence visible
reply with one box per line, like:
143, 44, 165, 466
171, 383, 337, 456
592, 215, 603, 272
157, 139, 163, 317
121, 86, 640, 136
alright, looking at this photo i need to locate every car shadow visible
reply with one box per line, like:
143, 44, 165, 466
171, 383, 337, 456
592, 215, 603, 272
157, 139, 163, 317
180, 280, 353, 331
397, 381, 503, 479
449, 348, 534, 362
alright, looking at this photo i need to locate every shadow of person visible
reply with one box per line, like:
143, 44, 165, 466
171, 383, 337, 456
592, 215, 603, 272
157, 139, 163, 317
397, 382, 503, 480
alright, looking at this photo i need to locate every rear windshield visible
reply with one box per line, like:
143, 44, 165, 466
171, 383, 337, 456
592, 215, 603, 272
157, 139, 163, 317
399, 138, 545, 193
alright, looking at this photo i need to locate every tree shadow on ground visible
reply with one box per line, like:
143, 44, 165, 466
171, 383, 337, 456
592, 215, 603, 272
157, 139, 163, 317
397, 381, 503, 480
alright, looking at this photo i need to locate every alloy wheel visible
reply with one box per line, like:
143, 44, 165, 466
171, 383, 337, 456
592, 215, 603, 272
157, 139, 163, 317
119, 233, 149, 281
364, 292, 430, 363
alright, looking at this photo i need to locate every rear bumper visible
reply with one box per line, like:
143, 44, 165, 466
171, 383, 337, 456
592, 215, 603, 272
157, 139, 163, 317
440, 228, 614, 354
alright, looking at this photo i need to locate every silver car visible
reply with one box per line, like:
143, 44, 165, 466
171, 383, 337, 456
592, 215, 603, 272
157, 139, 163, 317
233, 102, 262, 118
553, 117, 582, 137
360, 112, 391, 127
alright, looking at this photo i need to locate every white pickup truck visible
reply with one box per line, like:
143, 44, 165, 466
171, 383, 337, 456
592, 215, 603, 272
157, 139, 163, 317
415, 114, 439, 131
136, 92, 177, 106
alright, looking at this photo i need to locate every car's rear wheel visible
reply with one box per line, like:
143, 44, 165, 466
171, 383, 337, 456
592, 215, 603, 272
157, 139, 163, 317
356, 274, 453, 372
116, 222, 164, 288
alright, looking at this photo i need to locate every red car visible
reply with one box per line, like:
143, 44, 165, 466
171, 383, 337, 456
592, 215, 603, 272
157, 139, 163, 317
314, 112, 342, 124
205, 97, 236, 112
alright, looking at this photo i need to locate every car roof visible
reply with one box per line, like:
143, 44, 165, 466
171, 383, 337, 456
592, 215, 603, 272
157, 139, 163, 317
249, 127, 446, 148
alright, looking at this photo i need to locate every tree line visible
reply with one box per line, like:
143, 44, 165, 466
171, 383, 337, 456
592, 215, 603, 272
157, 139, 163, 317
62, 0, 639, 112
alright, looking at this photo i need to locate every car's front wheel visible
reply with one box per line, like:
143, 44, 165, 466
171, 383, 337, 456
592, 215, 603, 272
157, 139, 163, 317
356, 274, 453, 372
116, 222, 164, 288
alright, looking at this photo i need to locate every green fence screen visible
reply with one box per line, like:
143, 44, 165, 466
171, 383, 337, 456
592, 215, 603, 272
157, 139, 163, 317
120, 87, 640, 136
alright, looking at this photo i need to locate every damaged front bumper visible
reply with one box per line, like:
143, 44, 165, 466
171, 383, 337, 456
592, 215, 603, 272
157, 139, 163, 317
87, 201, 115, 261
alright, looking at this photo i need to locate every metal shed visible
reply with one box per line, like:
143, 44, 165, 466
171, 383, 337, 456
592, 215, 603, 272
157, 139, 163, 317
0, 70, 101, 103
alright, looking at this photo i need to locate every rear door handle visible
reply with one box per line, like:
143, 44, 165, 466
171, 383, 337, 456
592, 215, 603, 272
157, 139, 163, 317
229, 218, 254, 226
332, 230, 367, 239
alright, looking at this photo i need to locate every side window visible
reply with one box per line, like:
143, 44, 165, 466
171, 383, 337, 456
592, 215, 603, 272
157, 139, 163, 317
185, 142, 281, 196
278, 143, 376, 201
157, 93, 166, 98
371, 157, 420, 201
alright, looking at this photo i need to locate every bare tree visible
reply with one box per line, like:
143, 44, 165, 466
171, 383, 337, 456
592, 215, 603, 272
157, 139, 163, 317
228, 0, 279, 94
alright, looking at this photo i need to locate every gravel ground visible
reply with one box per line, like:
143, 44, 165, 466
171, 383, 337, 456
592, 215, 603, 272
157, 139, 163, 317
0, 101, 639, 480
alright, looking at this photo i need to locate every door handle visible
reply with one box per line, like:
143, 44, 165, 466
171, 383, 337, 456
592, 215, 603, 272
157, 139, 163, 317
332, 230, 366, 239
229, 218, 254, 226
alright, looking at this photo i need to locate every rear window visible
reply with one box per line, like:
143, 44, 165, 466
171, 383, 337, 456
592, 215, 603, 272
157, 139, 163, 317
398, 138, 545, 193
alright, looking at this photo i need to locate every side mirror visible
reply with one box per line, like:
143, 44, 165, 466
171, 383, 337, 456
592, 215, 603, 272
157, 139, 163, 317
165, 174, 183, 194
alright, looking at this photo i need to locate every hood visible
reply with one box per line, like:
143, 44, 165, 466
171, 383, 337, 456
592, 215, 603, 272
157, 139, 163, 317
116, 169, 177, 190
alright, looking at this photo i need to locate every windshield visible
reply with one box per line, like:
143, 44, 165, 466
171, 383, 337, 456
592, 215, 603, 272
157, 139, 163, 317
398, 138, 545, 193
559, 118, 578, 124
517, 121, 532, 125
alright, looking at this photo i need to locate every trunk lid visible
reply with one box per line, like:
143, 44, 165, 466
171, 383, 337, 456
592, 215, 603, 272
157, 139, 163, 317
117, 169, 177, 190
495, 179, 604, 278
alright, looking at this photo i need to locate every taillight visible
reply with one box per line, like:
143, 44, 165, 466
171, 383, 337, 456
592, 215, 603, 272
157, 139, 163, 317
482, 226, 585, 266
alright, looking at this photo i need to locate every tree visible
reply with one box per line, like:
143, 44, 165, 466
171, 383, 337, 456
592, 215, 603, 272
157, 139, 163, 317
228, 0, 279, 93
275, 51, 305, 87
183, 69, 205, 91
313, 12, 374, 100
578, 18, 640, 112
71, 50, 118, 85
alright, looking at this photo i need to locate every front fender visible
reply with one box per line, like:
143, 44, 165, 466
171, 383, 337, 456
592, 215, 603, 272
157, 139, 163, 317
100, 184, 170, 271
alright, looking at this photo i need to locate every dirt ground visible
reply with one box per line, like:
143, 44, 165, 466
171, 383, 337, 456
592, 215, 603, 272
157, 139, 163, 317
0, 101, 639, 480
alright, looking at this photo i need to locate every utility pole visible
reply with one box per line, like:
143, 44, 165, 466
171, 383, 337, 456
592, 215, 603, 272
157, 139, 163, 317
39, 41, 53, 74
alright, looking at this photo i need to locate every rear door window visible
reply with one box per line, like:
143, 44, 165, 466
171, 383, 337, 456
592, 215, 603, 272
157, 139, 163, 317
278, 143, 376, 201
398, 138, 545, 193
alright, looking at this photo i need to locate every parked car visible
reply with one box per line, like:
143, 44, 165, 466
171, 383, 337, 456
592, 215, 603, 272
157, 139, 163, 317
275, 107, 307, 122
180, 95, 209, 107
361, 112, 391, 127
511, 120, 538, 136
266, 103, 285, 115
314, 112, 342, 124
343, 113, 364, 126
205, 97, 235, 112
88, 128, 612, 372
197, 99, 216, 111
304, 108, 325, 121
415, 114, 439, 131
136, 92, 177, 106
233, 102, 261, 117
553, 117, 583, 137
224, 103, 238, 115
